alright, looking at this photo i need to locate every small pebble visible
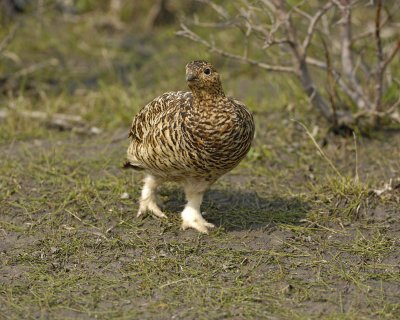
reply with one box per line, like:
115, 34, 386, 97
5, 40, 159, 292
120, 192, 130, 199
90, 127, 102, 135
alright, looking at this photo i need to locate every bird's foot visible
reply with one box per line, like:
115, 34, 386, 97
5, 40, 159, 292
181, 217, 215, 233
137, 199, 167, 219
181, 209, 214, 234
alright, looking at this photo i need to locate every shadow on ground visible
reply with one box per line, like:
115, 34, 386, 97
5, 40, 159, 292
162, 188, 309, 232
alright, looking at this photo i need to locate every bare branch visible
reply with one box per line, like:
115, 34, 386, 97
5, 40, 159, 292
196, 0, 230, 19
382, 40, 400, 73
0, 23, 19, 54
177, 25, 296, 73
352, 47, 371, 78
306, 57, 371, 110
301, 1, 334, 55
352, 2, 400, 43
10, 58, 59, 80
337, 0, 353, 80
374, 0, 384, 112
297, 60, 333, 121
353, 97, 400, 124
259, 0, 276, 13
292, 6, 312, 21
274, 1, 302, 60
0, 108, 102, 134
272, 2, 333, 121
387, 97, 400, 115
305, 57, 327, 69
262, 38, 293, 49
321, 36, 338, 125
180, 0, 400, 128
189, 19, 238, 29
334, 0, 370, 110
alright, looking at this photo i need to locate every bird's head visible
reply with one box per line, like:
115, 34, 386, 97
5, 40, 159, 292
185, 60, 224, 97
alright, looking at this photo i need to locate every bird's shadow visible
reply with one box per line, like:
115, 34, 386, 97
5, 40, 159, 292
162, 188, 309, 232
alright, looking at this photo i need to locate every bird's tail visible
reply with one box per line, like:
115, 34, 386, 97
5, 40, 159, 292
122, 161, 144, 171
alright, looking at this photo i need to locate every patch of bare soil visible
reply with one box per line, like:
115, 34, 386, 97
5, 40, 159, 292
1, 131, 399, 319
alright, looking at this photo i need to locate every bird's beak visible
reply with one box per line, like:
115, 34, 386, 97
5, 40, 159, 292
186, 73, 197, 81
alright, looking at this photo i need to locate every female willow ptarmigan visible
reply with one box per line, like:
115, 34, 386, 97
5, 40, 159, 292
125, 60, 254, 233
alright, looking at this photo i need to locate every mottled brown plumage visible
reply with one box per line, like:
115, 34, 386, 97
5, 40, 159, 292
126, 60, 254, 233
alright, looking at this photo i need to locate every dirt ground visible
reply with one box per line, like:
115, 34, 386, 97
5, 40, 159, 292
1, 127, 399, 319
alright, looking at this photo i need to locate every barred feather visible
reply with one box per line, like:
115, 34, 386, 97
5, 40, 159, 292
126, 60, 255, 183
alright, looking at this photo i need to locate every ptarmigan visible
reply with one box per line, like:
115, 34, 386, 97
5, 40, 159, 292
125, 60, 254, 233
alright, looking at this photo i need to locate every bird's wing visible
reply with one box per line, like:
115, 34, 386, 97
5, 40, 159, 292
128, 91, 191, 142
126, 91, 193, 173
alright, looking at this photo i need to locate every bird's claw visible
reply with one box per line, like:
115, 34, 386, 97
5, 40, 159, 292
137, 202, 167, 219
181, 218, 215, 234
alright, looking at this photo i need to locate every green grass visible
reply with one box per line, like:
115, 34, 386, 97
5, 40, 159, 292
1, 5, 400, 320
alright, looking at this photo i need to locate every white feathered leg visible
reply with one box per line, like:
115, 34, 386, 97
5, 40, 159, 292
181, 182, 215, 233
137, 174, 166, 218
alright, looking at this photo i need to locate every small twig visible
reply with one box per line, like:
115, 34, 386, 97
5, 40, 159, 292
243, 14, 251, 59
275, 1, 301, 60
66, 209, 83, 222
294, 120, 343, 178
336, 2, 354, 84
292, 6, 312, 20
301, 1, 334, 55
189, 19, 237, 29
196, 0, 230, 19
273, 2, 333, 121
321, 35, 338, 126
335, 0, 369, 110
374, 0, 384, 112
177, 25, 296, 73
14, 109, 85, 124
0, 23, 19, 53
353, 132, 359, 183
181, 0, 399, 128
159, 277, 195, 289
262, 37, 292, 49
387, 97, 400, 115
10, 58, 58, 80
3, 108, 102, 134
351, 2, 400, 43
300, 219, 342, 234
381, 40, 400, 75
66, 210, 106, 240
352, 47, 371, 79
306, 57, 372, 110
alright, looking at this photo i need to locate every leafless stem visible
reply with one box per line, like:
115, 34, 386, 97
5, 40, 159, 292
297, 59, 333, 121
0, 23, 19, 53
306, 57, 371, 110
337, 0, 353, 80
382, 40, 400, 75
335, 0, 371, 110
301, 1, 334, 56
1, 108, 102, 134
292, 6, 312, 21
196, 0, 230, 19
321, 36, 338, 125
374, 0, 384, 112
270, 2, 334, 121
181, 0, 400, 128
294, 120, 343, 178
352, 2, 400, 43
177, 25, 296, 73
9, 58, 59, 81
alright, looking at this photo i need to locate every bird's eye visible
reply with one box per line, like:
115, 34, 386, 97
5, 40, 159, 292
204, 68, 211, 75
